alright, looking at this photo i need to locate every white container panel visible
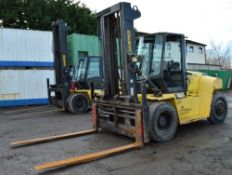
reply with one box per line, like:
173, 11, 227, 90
0, 69, 55, 106
0, 28, 53, 67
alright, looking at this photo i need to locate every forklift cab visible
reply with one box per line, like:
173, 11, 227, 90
72, 56, 102, 89
137, 33, 187, 93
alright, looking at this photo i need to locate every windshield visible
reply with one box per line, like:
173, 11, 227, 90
137, 34, 164, 78
73, 58, 86, 81
87, 57, 100, 79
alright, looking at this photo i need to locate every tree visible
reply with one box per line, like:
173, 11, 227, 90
206, 41, 232, 69
0, 0, 97, 34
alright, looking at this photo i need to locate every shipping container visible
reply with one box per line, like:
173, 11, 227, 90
0, 69, 54, 107
0, 28, 53, 67
67, 34, 100, 66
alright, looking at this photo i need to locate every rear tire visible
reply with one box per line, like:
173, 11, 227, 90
68, 94, 89, 113
148, 102, 178, 142
208, 92, 228, 124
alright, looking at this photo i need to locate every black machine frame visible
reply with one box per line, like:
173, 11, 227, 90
93, 2, 147, 139
47, 20, 71, 109
96, 2, 141, 101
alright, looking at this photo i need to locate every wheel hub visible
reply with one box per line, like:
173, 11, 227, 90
76, 100, 83, 108
215, 100, 225, 116
158, 115, 170, 129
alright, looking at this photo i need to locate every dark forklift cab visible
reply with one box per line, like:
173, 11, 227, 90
72, 56, 102, 90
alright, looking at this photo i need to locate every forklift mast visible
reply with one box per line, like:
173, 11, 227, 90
94, 2, 145, 140
48, 20, 71, 109
97, 2, 141, 101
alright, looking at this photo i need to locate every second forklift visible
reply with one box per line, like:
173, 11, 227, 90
48, 20, 102, 113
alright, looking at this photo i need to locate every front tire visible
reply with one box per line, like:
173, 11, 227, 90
68, 94, 89, 113
148, 102, 178, 142
208, 92, 228, 124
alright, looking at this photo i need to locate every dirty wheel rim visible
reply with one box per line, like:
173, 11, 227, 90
76, 99, 84, 108
158, 112, 172, 130
215, 99, 226, 116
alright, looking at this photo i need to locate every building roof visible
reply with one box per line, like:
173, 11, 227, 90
186, 39, 206, 46
137, 31, 207, 46
137, 31, 185, 36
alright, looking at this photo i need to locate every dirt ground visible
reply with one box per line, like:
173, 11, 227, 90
0, 93, 232, 175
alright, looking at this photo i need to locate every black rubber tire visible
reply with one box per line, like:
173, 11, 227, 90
148, 102, 178, 142
208, 92, 228, 124
68, 94, 89, 113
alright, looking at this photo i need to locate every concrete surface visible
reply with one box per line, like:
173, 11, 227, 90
0, 93, 232, 175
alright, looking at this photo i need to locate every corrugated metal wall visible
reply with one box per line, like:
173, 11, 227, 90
0, 28, 53, 67
0, 28, 55, 107
0, 69, 54, 107
1, 30, 100, 107
68, 34, 100, 66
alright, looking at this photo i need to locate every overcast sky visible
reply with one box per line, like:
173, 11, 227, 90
79, 0, 232, 49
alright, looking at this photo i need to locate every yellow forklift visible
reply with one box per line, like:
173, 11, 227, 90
48, 20, 102, 113
11, 2, 228, 171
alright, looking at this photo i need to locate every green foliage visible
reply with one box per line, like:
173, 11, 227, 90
0, 0, 97, 34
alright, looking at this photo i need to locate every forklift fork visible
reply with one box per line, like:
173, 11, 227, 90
34, 107, 144, 171
10, 104, 144, 171
10, 105, 99, 148
35, 141, 142, 171
10, 129, 96, 148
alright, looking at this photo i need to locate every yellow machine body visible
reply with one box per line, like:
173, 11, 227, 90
72, 72, 222, 125
71, 89, 102, 98
139, 72, 223, 125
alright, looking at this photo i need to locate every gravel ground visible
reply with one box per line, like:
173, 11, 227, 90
0, 92, 232, 175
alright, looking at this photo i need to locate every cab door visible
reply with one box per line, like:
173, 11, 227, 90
162, 34, 187, 93
86, 57, 102, 89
